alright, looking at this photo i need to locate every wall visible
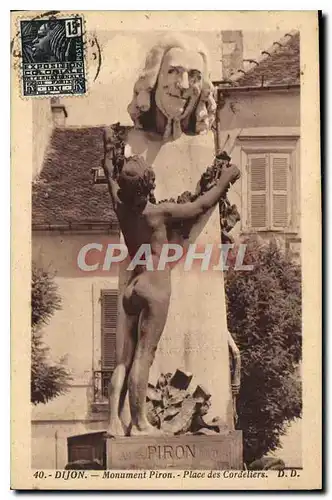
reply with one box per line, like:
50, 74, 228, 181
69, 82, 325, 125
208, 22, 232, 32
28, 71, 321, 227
32, 231, 119, 466
218, 89, 300, 130
218, 90, 301, 254
32, 419, 107, 469
217, 88, 302, 468
32, 100, 54, 178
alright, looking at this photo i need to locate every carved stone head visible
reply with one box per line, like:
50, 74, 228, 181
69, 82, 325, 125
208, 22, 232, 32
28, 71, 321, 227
128, 34, 217, 140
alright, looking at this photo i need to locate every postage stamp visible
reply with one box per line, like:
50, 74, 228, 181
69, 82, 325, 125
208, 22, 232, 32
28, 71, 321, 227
19, 15, 86, 97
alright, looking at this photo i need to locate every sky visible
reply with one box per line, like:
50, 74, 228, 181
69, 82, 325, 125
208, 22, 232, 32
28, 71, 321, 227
60, 30, 288, 127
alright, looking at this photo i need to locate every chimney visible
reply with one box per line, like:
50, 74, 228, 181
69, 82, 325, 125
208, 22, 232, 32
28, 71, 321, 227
51, 97, 68, 127
221, 31, 243, 80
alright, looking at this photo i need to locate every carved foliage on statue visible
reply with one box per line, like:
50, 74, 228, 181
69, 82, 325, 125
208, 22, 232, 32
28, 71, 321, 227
146, 336, 242, 434
158, 150, 241, 241
200, 150, 241, 244
146, 369, 229, 436
104, 124, 240, 242
105, 122, 127, 178
104, 122, 157, 204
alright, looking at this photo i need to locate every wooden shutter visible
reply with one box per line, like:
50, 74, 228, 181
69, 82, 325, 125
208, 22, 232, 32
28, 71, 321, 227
270, 153, 291, 229
248, 154, 269, 230
101, 289, 118, 370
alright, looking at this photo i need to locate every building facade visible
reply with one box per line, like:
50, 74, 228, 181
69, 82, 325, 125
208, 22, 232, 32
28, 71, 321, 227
215, 31, 301, 261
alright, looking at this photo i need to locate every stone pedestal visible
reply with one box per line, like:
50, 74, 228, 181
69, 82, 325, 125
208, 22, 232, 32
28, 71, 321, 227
107, 433, 243, 470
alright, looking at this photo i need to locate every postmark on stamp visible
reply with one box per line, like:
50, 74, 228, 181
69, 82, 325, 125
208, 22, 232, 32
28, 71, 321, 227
19, 15, 86, 97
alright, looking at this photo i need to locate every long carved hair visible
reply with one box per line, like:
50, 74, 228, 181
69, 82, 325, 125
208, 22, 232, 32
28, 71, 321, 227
127, 34, 217, 135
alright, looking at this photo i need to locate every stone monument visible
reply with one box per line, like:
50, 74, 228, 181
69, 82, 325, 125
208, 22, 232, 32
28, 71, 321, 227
68, 33, 243, 470
119, 34, 236, 425
102, 127, 240, 437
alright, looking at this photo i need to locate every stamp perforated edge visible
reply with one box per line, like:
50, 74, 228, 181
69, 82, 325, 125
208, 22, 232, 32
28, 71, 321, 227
12, 11, 90, 100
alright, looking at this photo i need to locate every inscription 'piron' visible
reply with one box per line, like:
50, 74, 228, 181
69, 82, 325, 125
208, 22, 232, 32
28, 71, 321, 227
147, 444, 196, 460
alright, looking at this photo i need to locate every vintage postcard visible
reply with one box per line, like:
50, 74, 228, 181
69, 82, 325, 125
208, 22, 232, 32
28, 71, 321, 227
11, 10, 321, 490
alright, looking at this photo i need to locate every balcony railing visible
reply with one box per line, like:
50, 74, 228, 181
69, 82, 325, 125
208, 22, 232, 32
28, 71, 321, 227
93, 370, 113, 403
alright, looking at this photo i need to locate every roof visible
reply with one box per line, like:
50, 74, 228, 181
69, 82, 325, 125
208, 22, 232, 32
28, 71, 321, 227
218, 30, 300, 88
32, 127, 119, 228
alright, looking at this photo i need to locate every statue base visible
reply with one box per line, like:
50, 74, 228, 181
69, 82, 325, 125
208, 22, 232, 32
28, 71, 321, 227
107, 433, 243, 470
66, 431, 243, 470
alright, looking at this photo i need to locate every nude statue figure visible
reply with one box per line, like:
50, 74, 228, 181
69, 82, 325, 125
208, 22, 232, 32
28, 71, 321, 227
102, 129, 240, 436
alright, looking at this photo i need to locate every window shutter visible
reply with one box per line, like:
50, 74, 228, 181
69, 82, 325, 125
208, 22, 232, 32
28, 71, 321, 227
271, 153, 291, 229
101, 289, 118, 370
248, 154, 269, 230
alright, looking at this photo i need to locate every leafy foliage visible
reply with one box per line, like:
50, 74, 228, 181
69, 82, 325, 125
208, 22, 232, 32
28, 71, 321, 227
31, 264, 62, 329
31, 263, 71, 404
225, 238, 302, 464
31, 329, 71, 405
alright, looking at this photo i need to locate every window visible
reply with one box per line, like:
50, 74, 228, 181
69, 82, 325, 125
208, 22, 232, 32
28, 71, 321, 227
93, 289, 118, 403
100, 289, 118, 371
247, 152, 292, 231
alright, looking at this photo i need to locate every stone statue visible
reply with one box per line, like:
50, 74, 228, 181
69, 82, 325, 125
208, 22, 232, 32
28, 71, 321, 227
102, 129, 240, 436
103, 33, 241, 435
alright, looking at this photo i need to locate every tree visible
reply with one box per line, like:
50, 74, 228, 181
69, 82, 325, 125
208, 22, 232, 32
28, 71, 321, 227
31, 263, 71, 404
225, 238, 302, 465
